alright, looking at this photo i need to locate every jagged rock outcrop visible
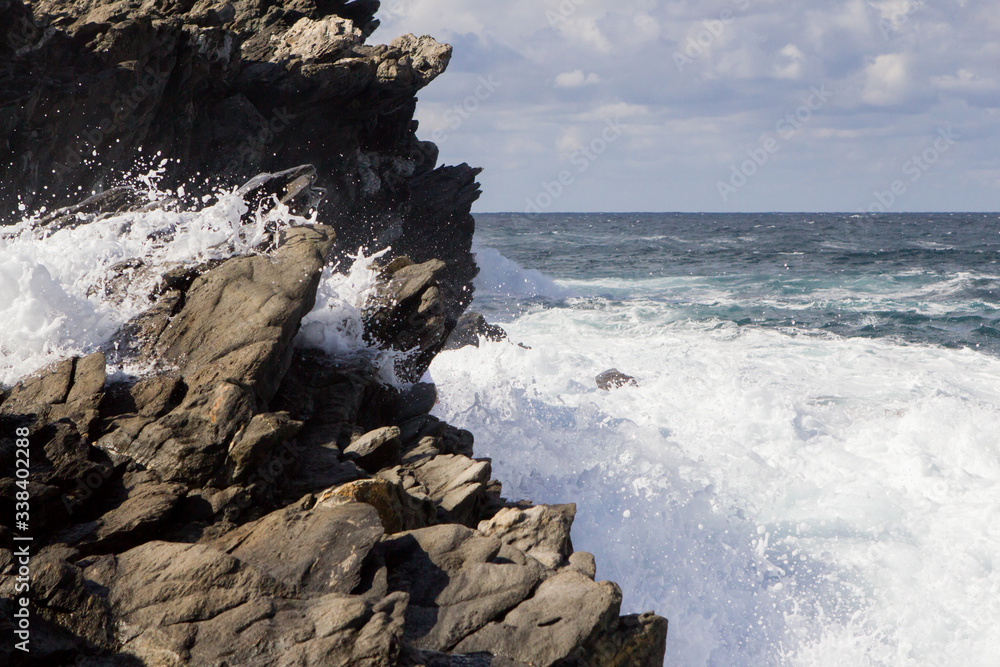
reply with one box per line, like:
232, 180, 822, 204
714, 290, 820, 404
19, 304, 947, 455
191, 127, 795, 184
444, 311, 509, 350
0, 1, 667, 664
1, 0, 481, 325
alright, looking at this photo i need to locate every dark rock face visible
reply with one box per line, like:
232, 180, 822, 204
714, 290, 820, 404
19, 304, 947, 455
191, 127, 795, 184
596, 368, 639, 391
0, 1, 667, 664
1, 0, 481, 324
443, 311, 509, 351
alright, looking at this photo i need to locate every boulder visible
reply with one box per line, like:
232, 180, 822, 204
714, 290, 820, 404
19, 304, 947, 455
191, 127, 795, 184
85, 540, 409, 665
443, 312, 508, 350
376, 524, 545, 652
595, 368, 638, 391
453, 570, 622, 666
365, 259, 452, 381
208, 501, 384, 595
407, 454, 492, 526
109, 224, 335, 485
477, 504, 576, 570
343, 425, 402, 473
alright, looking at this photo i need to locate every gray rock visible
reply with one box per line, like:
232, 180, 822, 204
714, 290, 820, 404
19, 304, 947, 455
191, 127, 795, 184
374, 466, 438, 531
1, 352, 106, 436
444, 312, 508, 350
111, 225, 334, 485
378, 524, 546, 652
22, 546, 113, 651
271, 15, 364, 63
86, 540, 409, 665
155, 224, 335, 402
567, 551, 598, 580
58, 481, 187, 556
227, 411, 303, 483
104, 374, 187, 419
365, 259, 452, 381
344, 425, 402, 473
408, 454, 492, 526
0, 357, 75, 413
0, 419, 114, 534
453, 570, 622, 666
596, 368, 638, 391
477, 504, 576, 570
209, 501, 384, 595
588, 612, 670, 667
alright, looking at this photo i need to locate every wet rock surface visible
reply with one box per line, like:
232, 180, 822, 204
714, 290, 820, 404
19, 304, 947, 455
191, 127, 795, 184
0, 1, 667, 664
596, 368, 639, 391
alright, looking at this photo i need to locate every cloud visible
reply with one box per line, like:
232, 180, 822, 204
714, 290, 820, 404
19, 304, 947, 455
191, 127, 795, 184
932, 69, 999, 94
774, 44, 806, 80
554, 70, 602, 88
375, 0, 1000, 211
862, 53, 912, 106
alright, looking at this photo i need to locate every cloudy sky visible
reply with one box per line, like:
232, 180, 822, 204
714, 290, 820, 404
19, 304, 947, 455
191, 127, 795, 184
377, 1, 1000, 212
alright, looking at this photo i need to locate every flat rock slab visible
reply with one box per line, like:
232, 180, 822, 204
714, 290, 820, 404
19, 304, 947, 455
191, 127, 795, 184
60, 481, 187, 556
85, 540, 408, 665
209, 501, 384, 595
477, 504, 576, 570
344, 425, 402, 473
454, 570, 622, 667
380, 524, 545, 652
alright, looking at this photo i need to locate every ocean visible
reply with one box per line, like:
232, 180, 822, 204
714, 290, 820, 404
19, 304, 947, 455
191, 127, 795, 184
428, 212, 1000, 666
4, 204, 1000, 665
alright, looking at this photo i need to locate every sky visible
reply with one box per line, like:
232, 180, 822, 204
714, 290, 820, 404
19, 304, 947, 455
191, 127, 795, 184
376, 0, 1000, 213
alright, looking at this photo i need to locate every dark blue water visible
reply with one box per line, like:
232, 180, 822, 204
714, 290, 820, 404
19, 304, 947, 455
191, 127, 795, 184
474, 212, 1000, 355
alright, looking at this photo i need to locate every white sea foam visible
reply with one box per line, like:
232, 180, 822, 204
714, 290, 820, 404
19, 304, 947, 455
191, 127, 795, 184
554, 271, 1000, 318
0, 185, 311, 385
431, 249, 1000, 666
294, 247, 408, 386
473, 243, 574, 300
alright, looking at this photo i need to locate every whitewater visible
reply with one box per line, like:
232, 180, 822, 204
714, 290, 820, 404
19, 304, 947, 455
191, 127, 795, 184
4, 202, 1000, 666
428, 213, 1000, 666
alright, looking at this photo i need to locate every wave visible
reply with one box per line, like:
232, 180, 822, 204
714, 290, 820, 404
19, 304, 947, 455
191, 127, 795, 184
430, 302, 1000, 665
473, 243, 575, 300
0, 182, 313, 385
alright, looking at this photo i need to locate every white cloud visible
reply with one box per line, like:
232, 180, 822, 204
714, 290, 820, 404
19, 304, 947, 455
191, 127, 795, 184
573, 103, 649, 123
932, 70, 998, 94
375, 0, 1000, 211
556, 127, 585, 155
774, 44, 806, 80
862, 53, 912, 106
554, 70, 602, 88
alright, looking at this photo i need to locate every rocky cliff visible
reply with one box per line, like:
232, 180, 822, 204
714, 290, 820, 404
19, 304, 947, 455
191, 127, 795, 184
0, 1, 668, 664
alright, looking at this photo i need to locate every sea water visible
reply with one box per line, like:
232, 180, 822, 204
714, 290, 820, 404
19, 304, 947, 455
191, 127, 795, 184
5, 204, 999, 665
428, 213, 1000, 666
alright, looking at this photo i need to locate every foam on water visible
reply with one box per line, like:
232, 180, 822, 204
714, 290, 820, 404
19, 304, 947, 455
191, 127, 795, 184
473, 243, 574, 300
428, 246, 1000, 666
294, 247, 408, 386
0, 183, 312, 385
